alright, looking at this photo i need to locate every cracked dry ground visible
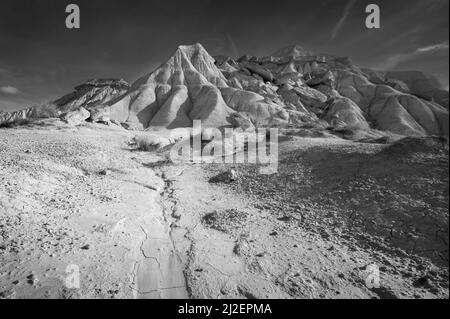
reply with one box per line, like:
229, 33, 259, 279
0, 122, 187, 298
1, 122, 449, 299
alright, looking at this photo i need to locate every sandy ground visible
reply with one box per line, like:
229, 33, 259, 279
0, 120, 448, 299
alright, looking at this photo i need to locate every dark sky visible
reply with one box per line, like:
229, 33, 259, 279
0, 0, 448, 111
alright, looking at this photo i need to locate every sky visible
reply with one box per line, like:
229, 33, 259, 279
0, 0, 448, 111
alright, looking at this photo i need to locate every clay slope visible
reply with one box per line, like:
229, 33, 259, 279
101, 43, 288, 130
216, 48, 448, 136
118, 43, 234, 129
336, 68, 449, 136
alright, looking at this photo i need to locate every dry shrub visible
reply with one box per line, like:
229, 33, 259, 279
132, 134, 173, 152
0, 118, 31, 128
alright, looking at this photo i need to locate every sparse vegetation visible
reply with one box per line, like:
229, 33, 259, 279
0, 118, 31, 128
132, 135, 161, 151
131, 134, 174, 152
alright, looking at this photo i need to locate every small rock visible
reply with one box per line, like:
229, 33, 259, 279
98, 169, 109, 176
277, 216, 291, 222
209, 169, 238, 183
172, 210, 181, 219
81, 244, 90, 250
414, 276, 432, 288
229, 169, 238, 181
26, 274, 37, 285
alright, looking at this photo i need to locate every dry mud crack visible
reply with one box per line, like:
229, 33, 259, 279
130, 168, 190, 299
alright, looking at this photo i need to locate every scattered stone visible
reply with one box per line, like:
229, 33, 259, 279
202, 209, 248, 233
413, 276, 432, 288
209, 169, 238, 183
26, 274, 37, 285
172, 210, 182, 219
277, 216, 291, 222
98, 169, 110, 176
229, 169, 238, 181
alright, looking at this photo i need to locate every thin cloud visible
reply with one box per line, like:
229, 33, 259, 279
375, 41, 449, 70
331, 0, 356, 40
0, 86, 21, 95
416, 42, 450, 53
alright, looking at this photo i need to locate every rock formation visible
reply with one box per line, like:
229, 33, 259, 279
0, 108, 34, 126
61, 107, 90, 126
1, 43, 448, 137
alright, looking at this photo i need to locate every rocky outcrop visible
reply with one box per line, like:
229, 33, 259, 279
62, 107, 90, 126
0, 108, 34, 126
54, 79, 130, 113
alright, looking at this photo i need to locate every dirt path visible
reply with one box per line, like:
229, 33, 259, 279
130, 168, 189, 298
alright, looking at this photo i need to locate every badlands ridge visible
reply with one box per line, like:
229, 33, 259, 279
1, 43, 448, 137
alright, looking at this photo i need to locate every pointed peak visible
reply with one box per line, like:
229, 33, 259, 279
175, 43, 209, 56
132, 43, 226, 88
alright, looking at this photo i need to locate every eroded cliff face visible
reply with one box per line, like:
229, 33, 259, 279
2, 43, 448, 137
